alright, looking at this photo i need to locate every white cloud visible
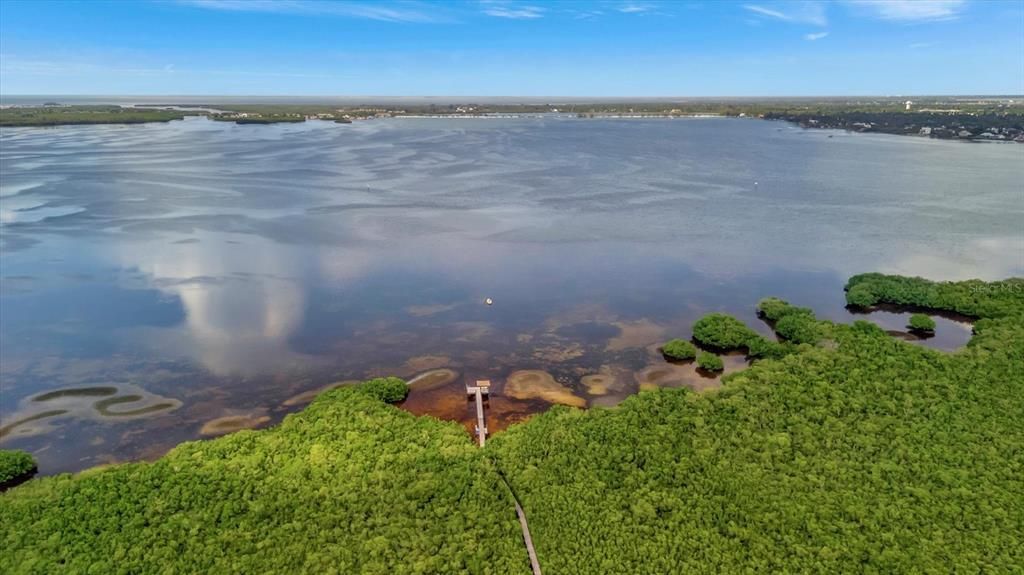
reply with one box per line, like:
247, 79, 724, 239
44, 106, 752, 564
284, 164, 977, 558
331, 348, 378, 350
743, 2, 827, 26
481, 4, 545, 19
909, 41, 936, 49
619, 3, 652, 13
805, 31, 829, 40
845, 0, 967, 22
177, 0, 443, 23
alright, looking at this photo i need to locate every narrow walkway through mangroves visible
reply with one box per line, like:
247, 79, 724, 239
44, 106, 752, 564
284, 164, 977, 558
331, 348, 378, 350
496, 468, 543, 575
513, 494, 542, 575
475, 378, 542, 574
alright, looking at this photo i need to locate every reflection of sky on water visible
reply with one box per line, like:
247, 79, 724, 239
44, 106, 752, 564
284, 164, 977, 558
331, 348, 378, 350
114, 233, 312, 375
1, 117, 1021, 472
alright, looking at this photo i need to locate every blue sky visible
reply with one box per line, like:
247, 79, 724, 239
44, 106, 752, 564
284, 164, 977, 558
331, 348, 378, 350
1, 0, 1021, 96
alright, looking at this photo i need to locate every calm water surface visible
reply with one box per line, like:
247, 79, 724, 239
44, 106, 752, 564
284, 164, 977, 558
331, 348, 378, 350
2, 117, 1022, 473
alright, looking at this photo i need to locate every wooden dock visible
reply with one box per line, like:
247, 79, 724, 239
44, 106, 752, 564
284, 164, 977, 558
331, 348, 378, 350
466, 380, 490, 447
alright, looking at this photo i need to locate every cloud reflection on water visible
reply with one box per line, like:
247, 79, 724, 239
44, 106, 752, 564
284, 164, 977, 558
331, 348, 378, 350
114, 233, 313, 376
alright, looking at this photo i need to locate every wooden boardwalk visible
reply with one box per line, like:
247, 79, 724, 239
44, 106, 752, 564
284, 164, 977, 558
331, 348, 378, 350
469, 379, 541, 573
512, 496, 543, 575
495, 470, 542, 575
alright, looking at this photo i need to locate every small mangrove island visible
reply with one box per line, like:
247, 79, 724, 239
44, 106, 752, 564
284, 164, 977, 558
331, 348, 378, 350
1, 274, 1022, 573
0, 105, 190, 127
0, 450, 37, 491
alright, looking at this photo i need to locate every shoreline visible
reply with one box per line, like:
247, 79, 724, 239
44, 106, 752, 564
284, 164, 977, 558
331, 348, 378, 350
3, 273, 1021, 572
0, 298, 979, 477
3, 105, 1020, 143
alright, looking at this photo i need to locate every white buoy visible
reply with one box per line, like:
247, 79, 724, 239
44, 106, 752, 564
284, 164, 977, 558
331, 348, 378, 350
484, 298, 493, 306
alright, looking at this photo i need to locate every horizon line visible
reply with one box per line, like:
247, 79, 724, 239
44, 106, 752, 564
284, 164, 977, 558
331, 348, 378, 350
3, 93, 1022, 100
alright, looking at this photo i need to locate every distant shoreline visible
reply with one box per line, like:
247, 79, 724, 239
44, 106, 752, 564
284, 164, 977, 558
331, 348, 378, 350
2, 101, 1021, 142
